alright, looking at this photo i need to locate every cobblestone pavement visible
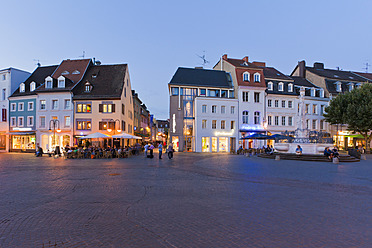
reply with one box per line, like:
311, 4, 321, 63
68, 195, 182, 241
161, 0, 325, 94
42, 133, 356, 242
0, 152, 371, 248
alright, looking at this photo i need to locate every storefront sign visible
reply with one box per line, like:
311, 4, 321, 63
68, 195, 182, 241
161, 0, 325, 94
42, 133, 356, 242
215, 131, 234, 136
240, 124, 266, 131
12, 127, 32, 131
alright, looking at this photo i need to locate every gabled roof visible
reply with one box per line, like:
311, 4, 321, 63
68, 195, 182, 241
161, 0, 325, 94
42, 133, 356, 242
10, 65, 58, 97
73, 64, 127, 100
52, 59, 91, 83
263, 67, 292, 81
224, 58, 261, 68
169, 67, 233, 88
306, 67, 368, 82
291, 76, 320, 88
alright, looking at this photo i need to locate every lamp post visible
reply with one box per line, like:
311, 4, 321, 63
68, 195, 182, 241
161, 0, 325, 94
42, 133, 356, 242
49, 119, 60, 151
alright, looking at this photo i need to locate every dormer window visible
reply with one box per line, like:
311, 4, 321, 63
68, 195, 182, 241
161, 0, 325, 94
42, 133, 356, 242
242, 61, 249, 66
319, 89, 324, 97
356, 83, 362, 89
30, 82, 36, 91
278, 82, 284, 91
335, 82, 342, 92
20, 83, 25, 93
254, 73, 260, 82
61, 71, 69, 75
288, 83, 293, 92
348, 83, 354, 91
311, 88, 316, 97
72, 70, 80, 75
58, 76, 65, 88
45, 76, 53, 89
268, 82, 273, 91
84, 82, 92, 92
243, 72, 250, 81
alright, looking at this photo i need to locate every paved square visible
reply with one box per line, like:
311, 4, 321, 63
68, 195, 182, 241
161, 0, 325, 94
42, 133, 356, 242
0, 152, 371, 247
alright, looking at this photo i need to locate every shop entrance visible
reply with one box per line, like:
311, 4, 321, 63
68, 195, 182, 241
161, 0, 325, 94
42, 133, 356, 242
0, 135, 5, 150
230, 137, 236, 153
185, 136, 193, 152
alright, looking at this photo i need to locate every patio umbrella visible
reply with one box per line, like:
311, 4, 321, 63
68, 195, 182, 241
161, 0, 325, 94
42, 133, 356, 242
79, 132, 111, 139
112, 133, 133, 139
241, 133, 270, 140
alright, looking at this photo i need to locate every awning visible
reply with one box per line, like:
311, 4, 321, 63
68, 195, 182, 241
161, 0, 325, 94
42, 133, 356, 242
345, 134, 365, 139
79, 132, 111, 139
5, 132, 36, 135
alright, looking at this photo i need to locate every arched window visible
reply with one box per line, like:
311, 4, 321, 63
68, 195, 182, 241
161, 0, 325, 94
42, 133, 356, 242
30, 82, 36, 91
45, 76, 53, 89
242, 111, 249, 124
243, 72, 250, 82
254, 111, 260, 124
84, 82, 92, 92
58, 76, 65, 88
278, 82, 284, 91
254, 73, 260, 82
288, 83, 293, 92
268, 82, 273, 91
311, 88, 316, 96
348, 83, 354, 91
20, 83, 25, 92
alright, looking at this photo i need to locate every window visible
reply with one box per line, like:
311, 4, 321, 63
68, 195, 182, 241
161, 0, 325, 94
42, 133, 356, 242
231, 121, 235, 129
229, 90, 234, 98
20, 83, 25, 92
254, 111, 260, 124
72, 70, 80, 75
281, 116, 286, 126
212, 120, 217, 129
124, 87, 127, 97
202, 120, 207, 129
122, 120, 126, 131
99, 121, 115, 130
77, 120, 92, 130
242, 92, 249, 102
306, 119, 309, 129
221, 120, 225, 129
221, 106, 225, 114
208, 89, 219, 97
243, 72, 250, 81
274, 116, 279, 126
274, 100, 279, 107
212, 105, 217, 113
242, 111, 249, 124
11, 103, 16, 112
288, 117, 293, 126
18, 102, 24, 111
202, 105, 207, 113
268, 82, 273, 91
64, 116, 71, 127
268, 116, 272, 125
336, 82, 342, 92
305, 104, 309, 114
311, 88, 316, 97
221, 90, 227, 98
288, 83, 293, 92
320, 120, 324, 130
288, 101, 293, 108
2, 109, 6, 122
40, 117, 45, 128
99, 104, 115, 113
27, 116, 34, 127
77, 103, 92, 113
11, 117, 16, 127
52, 100, 58, 110
312, 120, 317, 129
349, 83, 354, 91
122, 104, 125, 115
18, 117, 24, 127
58, 79, 65, 88
40, 100, 46, 110
200, 89, 206, 96
64, 100, 70, 109
2, 89, 5, 100
85, 84, 91, 92
2, 74, 6, 80
254, 73, 260, 82
28, 102, 34, 111
254, 92, 260, 103
61, 71, 69, 75
278, 82, 284, 91
268, 99, 272, 107
231, 106, 235, 114
320, 105, 324, 115
281, 100, 285, 108
46, 79, 53, 89
171, 87, 179, 95
319, 89, 324, 97
313, 104, 317, 114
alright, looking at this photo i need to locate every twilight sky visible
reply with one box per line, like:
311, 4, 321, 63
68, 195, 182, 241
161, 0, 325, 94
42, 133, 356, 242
1, 0, 372, 119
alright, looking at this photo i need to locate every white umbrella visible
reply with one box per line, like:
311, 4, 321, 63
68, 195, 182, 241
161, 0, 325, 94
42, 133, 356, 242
131, 135, 142, 139
112, 133, 133, 139
79, 132, 111, 139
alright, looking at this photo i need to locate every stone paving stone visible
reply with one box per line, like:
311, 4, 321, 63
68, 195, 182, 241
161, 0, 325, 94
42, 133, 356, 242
0, 152, 371, 247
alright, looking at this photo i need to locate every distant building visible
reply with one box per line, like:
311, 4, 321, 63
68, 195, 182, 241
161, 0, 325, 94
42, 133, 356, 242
1, 68, 31, 151
132, 90, 150, 141
156, 119, 169, 143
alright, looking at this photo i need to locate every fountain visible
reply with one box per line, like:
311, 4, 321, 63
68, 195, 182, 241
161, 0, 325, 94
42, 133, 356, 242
274, 87, 333, 154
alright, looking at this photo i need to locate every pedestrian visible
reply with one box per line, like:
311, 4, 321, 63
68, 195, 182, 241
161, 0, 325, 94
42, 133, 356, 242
295, 145, 302, 155
168, 143, 174, 159
149, 143, 154, 158
144, 143, 149, 157
158, 143, 163, 159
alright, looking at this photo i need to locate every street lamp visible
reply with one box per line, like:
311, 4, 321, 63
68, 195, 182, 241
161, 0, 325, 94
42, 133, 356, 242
49, 119, 60, 149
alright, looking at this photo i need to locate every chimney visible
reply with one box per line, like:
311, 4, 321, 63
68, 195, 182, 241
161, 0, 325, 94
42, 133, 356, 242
222, 54, 228, 60
252, 61, 266, 67
299, 60, 306, 78
243, 56, 249, 63
313, 62, 324, 69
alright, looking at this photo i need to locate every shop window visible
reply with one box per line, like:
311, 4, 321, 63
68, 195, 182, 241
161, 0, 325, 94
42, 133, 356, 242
202, 137, 210, 152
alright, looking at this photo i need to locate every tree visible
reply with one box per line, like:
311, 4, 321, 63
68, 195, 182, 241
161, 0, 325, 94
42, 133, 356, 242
324, 83, 372, 153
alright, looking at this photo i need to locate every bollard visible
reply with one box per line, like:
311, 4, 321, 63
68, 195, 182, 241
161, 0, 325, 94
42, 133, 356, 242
333, 157, 339, 164
275, 155, 280, 161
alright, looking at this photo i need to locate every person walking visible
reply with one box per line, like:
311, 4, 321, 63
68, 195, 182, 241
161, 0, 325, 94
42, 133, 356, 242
149, 143, 154, 158
144, 143, 149, 157
158, 143, 163, 159
167, 143, 174, 159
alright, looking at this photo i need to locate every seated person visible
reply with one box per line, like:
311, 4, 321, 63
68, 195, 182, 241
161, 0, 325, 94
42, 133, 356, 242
332, 147, 339, 158
324, 147, 333, 160
237, 146, 243, 154
36, 146, 43, 157
295, 145, 303, 155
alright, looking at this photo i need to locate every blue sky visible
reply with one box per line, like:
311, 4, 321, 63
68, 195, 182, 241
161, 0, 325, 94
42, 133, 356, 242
1, 0, 372, 119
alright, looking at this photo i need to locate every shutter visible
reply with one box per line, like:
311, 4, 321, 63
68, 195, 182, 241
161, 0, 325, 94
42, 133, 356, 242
112, 104, 115, 113
99, 104, 103, 113
99, 122, 103, 130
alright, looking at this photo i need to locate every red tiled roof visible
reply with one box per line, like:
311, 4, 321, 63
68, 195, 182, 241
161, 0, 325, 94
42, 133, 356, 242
52, 59, 92, 83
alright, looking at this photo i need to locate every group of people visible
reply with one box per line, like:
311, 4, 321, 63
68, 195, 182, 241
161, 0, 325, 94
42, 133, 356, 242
324, 147, 340, 160
144, 142, 174, 159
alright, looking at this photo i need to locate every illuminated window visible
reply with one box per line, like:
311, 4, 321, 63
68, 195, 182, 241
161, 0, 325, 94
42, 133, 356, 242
77, 103, 92, 113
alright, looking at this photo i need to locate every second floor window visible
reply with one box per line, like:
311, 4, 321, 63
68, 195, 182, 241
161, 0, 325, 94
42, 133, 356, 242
288, 101, 293, 108
230, 121, 235, 129
254, 92, 260, 103
242, 92, 249, 102
99, 104, 115, 113
64, 100, 71, 109
221, 120, 225, 129
254, 111, 260, 124
221, 106, 225, 114
202, 120, 207, 129
268, 99, 272, 107
242, 111, 249, 124
212, 105, 216, 113
40, 117, 45, 128
231, 106, 235, 114
40, 100, 46, 110
282, 116, 286, 126
28, 102, 34, 111
77, 120, 92, 130
202, 105, 207, 113
212, 120, 217, 129
282, 100, 285, 108
18, 102, 24, 111
288, 116, 293, 126
275, 100, 279, 107
268, 116, 272, 125
77, 103, 92, 113
52, 100, 58, 110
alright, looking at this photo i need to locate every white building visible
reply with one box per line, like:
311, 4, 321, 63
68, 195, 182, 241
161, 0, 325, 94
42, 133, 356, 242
0, 68, 31, 151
